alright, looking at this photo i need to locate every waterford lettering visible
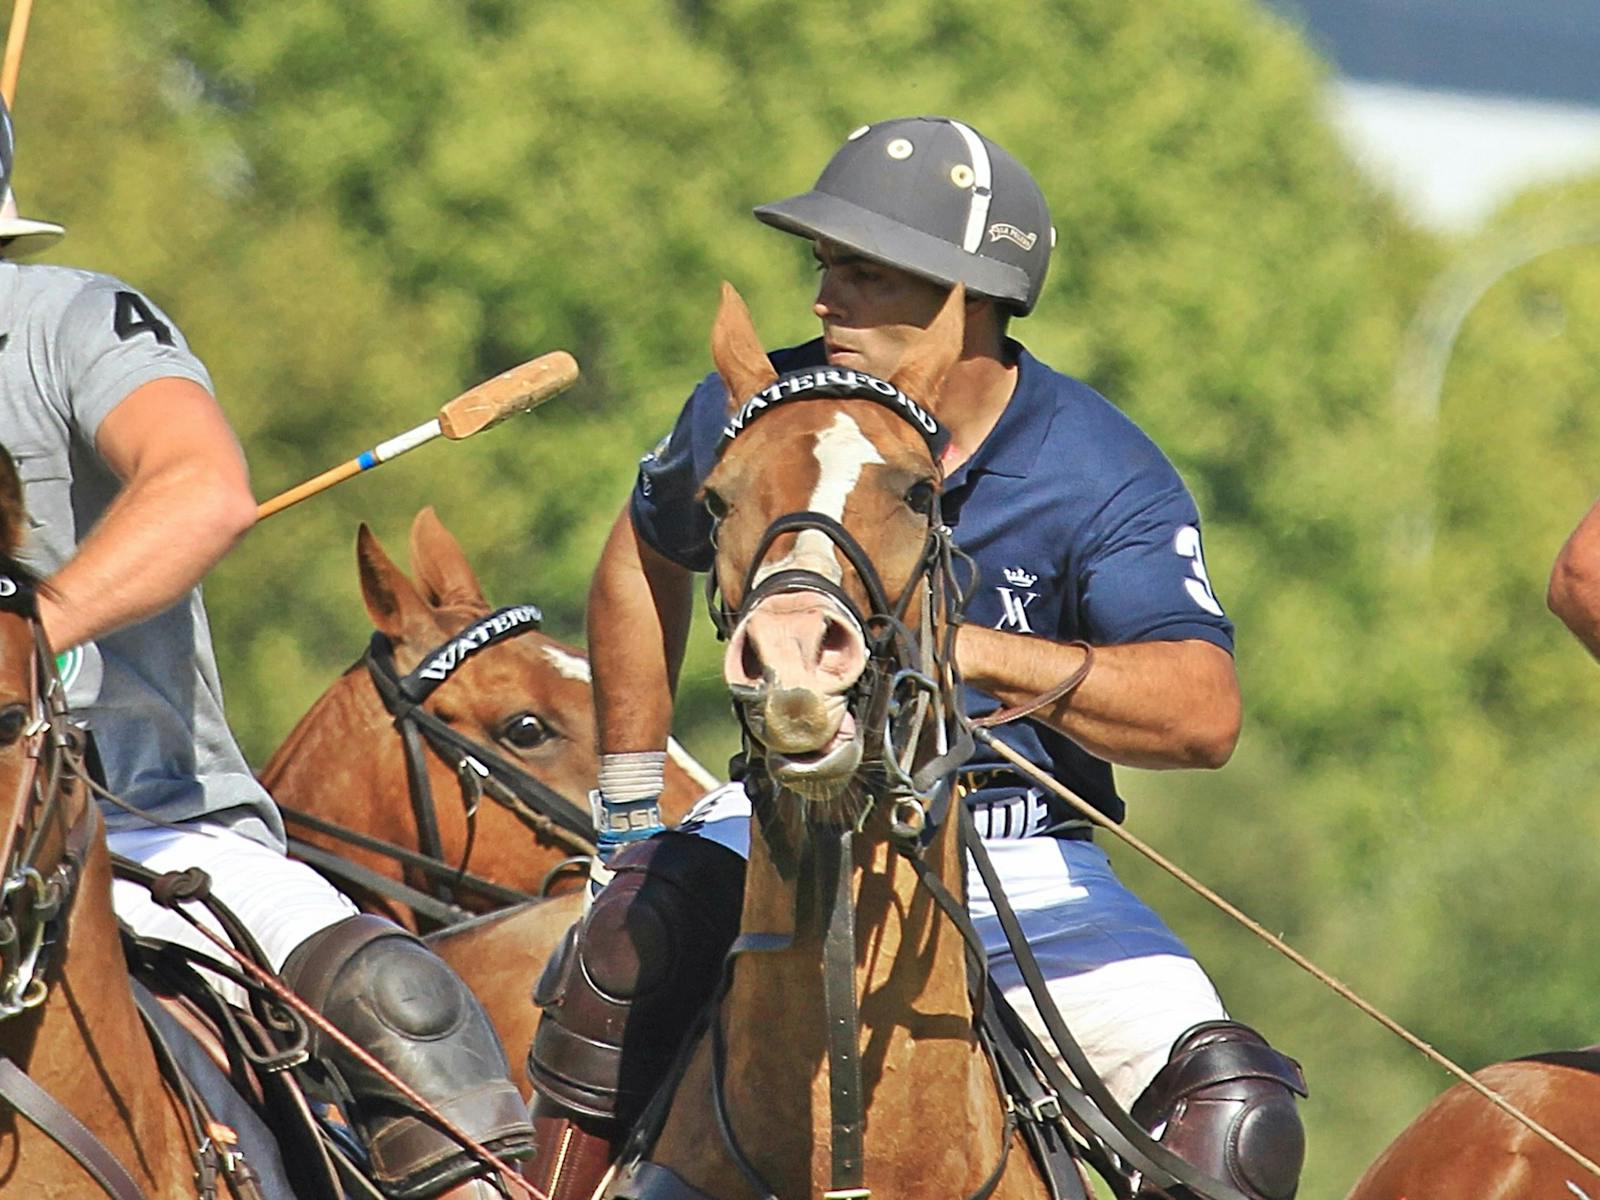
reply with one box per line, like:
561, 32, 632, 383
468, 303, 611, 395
413, 604, 544, 683
722, 368, 941, 441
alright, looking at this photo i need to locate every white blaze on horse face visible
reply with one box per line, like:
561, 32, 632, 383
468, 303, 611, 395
540, 646, 592, 682
750, 411, 885, 589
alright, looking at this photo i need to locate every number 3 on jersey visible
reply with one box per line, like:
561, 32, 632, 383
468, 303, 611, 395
113, 291, 174, 346
1174, 525, 1224, 617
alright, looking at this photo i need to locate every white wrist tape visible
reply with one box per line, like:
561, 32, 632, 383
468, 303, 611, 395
598, 751, 666, 803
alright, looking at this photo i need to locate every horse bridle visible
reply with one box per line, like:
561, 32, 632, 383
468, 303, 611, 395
0, 565, 175, 1200
689, 372, 1023, 1199
705, 370, 980, 818
0, 568, 93, 1021
357, 607, 598, 900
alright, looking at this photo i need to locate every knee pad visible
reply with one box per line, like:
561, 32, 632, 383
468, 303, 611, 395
1131, 1021, 1308, 1200
528, 833, 746, 1126
282, 914, 534, 1199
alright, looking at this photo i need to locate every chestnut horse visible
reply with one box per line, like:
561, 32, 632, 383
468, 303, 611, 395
0, 451, 242, 1197
604, 283, 1051, 1198
261, 507, 710, 931
259, 508, 711, 1097
1347, 1051, 1600, 1197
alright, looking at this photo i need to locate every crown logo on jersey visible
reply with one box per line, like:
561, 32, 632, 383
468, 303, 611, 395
1003, 567, 1037, 588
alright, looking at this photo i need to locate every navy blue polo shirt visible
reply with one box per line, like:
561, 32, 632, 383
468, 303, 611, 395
631, 339, 1233, 835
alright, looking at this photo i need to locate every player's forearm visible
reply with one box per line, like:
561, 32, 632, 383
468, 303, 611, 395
1549, 499, 1600, 660
586, 506, 693, 756
956, 626, 1241, 770
40, 459, 256, 651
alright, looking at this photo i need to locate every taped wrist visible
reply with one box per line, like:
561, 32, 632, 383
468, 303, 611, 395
592, 751, 668, 859
598, 751, 666, 801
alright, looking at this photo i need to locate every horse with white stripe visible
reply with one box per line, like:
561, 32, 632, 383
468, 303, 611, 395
259, 509, 713, 1100
602, 282, 1053, 1199
260, 507, 710, 930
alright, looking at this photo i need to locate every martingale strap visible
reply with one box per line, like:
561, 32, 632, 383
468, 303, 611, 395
820, 831, 865, 1195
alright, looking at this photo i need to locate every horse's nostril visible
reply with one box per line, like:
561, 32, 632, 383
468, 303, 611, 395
740, 634, 763, 682
820, 619, 853, 659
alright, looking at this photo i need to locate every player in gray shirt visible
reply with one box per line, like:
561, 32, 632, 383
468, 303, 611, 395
0, 99, 533, 1197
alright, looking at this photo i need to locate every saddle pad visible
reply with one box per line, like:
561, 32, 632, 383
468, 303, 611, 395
130, 980, 298, 1200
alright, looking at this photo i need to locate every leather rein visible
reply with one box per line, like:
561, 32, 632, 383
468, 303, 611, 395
278, 604, 598, 922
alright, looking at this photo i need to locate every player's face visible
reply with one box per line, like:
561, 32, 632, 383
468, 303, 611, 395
812, 241, 953, 378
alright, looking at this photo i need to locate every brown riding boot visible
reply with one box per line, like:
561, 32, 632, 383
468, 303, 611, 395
524, 1105, 620, 1200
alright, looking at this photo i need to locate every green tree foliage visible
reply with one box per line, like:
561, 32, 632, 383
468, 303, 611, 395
27, 0, 1600, 1194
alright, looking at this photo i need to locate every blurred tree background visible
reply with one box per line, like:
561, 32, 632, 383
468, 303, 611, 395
15, 0, 1600, 1193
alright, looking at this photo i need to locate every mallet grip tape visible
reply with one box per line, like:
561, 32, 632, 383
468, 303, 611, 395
364, 418, 442, 467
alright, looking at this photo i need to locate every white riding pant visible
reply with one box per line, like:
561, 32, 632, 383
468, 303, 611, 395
680, 784, 1227, 1109
109, 822, 360, 1007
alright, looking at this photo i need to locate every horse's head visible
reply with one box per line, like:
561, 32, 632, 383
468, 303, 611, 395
705, 282, 965, 817
356, 508, 602, 811
0, 452, 35, 788
0, 446, 94, 1018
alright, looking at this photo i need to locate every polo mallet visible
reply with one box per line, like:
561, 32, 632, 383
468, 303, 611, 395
256, 351, 579, 519
1, 0, 33, 108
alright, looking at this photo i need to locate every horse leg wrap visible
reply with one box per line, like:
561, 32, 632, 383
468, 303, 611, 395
1131, 1020, 1309, 1200
527, 832, 746, 1171
281, 914, 535, 1199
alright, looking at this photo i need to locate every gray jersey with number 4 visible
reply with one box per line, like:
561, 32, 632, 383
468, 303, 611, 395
0, 261, 284, 848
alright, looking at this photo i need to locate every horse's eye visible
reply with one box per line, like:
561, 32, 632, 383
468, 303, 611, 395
704, 489, 730, 521
499, 713, 551, 750
0, 704, 28, 747
905, 480, 936, 515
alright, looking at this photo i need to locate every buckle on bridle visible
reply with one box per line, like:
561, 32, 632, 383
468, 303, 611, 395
888, 797, 926, 841
1028, 1092, 1063, 1123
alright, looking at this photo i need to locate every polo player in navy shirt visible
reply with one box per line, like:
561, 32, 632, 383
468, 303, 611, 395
526, 117, 1309, 1200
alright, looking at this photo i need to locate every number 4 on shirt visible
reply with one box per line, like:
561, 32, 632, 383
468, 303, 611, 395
113, 291, 173, 346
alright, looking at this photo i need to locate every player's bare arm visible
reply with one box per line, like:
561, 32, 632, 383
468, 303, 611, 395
1548, 494, 1600, 660
39, 377, 257, 651
956, 624, 1241, 770
586, 503, 695, 754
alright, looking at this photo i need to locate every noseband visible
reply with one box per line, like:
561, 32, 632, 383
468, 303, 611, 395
0, 566, 93, 1020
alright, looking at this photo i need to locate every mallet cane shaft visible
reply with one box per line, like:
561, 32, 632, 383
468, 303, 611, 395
256, 350, 579, 520
0, 0, 33, 109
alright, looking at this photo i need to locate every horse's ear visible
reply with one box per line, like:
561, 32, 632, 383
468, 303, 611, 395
357, 523, 441, 661
711, 281, 779, 414
0, 448, 22, 557
409, 507, 489, 612
889, 283, 967, 415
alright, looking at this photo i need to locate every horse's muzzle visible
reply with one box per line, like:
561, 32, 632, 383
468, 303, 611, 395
724, 589, 868, 788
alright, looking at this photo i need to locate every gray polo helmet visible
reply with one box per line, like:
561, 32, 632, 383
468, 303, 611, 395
754, 116, 1055, 316
0, 95, 63, 258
